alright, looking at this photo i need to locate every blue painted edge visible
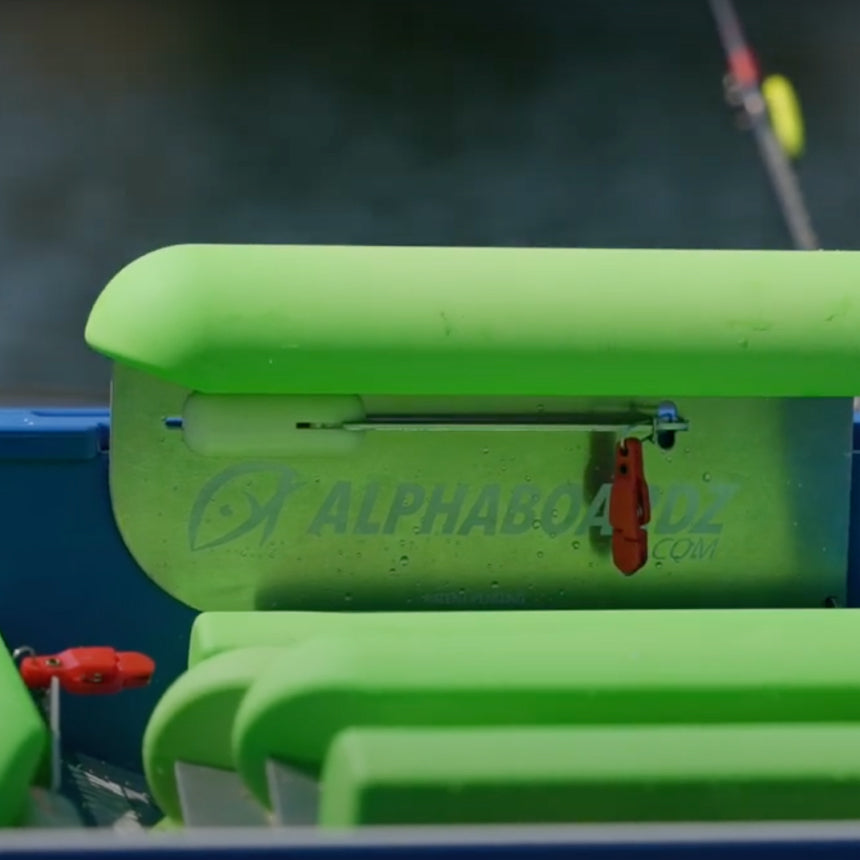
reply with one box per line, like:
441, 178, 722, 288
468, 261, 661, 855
0, 406, 195, 770
0, 408, 109, 460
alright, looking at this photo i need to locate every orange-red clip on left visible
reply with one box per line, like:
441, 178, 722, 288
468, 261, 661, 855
608, 437, 651, 576
19, 647, 155, 696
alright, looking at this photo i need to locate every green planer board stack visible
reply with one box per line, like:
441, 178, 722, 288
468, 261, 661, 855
72, 244, 860, 827
144, 609, 860, 827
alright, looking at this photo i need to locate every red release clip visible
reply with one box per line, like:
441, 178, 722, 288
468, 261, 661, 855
19, 647, 155, 695
608, 438, 651, 576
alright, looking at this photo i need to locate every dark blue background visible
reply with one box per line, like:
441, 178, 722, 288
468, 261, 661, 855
0, 0, 857, 400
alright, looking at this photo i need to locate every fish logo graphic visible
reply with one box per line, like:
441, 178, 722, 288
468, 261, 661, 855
188, 463, 305, 552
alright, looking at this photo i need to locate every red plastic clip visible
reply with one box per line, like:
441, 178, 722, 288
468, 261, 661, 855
19, 647, 155, 695
608, 438, 651, 576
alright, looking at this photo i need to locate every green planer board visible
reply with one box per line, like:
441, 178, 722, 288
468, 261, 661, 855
84, 245, 856, 612
319, 725, 860, 826
85, 245, 860, 397
0, 635, 48, 827
144, 609, 860, 826
36, 244, 860, 831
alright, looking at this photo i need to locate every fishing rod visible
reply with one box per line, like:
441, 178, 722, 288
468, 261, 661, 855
708, 0, 819, 250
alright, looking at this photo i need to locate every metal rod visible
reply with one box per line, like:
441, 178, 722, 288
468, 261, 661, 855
709, 0, 819, 250
306, 416, 690, 435
49, 676, 61, 793
750, 121, 819, 250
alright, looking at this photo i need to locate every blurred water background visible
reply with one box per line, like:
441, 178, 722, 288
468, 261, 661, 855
0, 0, 857, 401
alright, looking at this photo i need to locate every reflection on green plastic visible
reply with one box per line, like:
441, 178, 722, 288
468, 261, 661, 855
0, 638, 47, 827
87, 244, 860, 396
320, 725, 860, 826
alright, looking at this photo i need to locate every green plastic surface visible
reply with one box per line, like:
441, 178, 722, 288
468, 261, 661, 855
0, 637, 47, 826
189, 606, 851, 666
189, 612, 355, 667
320, 725, 860, 826
109, 381, 851, 613
230, 608, 860, 807
86, 244, 860, 397
142, 647, 284, 823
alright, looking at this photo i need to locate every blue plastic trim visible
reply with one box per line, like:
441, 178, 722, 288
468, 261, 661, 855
0, 408, 110, 460
0, 408, 195, 771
